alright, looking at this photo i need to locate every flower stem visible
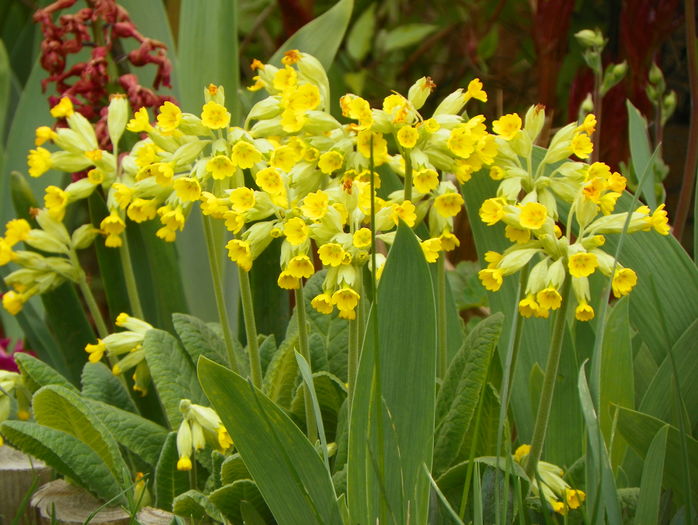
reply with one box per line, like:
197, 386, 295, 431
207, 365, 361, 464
238, 266, 263, 388
437, 254, 448, 379
118, 234, 144, 319
404, 150, 413, 202
525, 274, 571, 478
201, 215, 240, 375
295, 284, 318, 443
76, 273, 109, 339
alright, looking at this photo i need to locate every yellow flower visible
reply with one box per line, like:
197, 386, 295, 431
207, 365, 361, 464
255, 167, 284, 195
391, 200, 416, 227
489, 166, 505, 180
311, 293, 334, 314
101, 212, 126, 248
277, 271, 300, 289
87, 168, 105, 184
5, 219, 31, 246
231, 141, 262, 169
173, 177, 201, 202
433, 193, 464, 218
271, 145, 298, 172
505, 225, 531, 244
576, 114, 596, 135
484, 251, 502, 268
568, 252, 598, 278
397, 126, 419, 149
85, 340, 106, 363
50, 97, 74, 118
112, 183, 134, 209
286, 255, 314, 278
35, 126, 56, 146
537, 287, 562, 310
413, 169, 439, 194
518, 202, 548, 230
229, 187, 256, 213
575, 301, 595, 321
571, 132, 593, 159
284, 217, 309, 246
317, 151, 344, 174
513, 444, 530, 463
201, 192, 228, 219
285, 83, 321, 113
466, 78, 487, 102
439, 231, 460, 251
332, 287, 360, 313
356, 131, 388, 165
340, 94, 373, 129
127, 107, 151, 133
612, 268, 637, 298
421, 238, 441, 263
201, 101, 231, 129
226, 239, 252, 270
273, 66, 298, 91
28, 147, 52, 178
383, 94, 410, 123
479, 197, 506, 226
127, 199, 158, 223
447, 125, 476, 158
151, 162, 174, 186
2, 290, 26, 315
478, 268, 504, 291
565, 489, 585, 510
492, 113, 522, 140
223, 211, 244, 234
177, 456, 192, 471
157, 101, 182, 133
648, 204, 670, 235
518, 294, 539, 318
44, 185, 68, 220
318, 243, 345, 267
206, 155, 236, 180
301, 190, 329, 220
353, 228, 372, 248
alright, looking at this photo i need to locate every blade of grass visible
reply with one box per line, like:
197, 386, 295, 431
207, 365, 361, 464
633, 425, 668, 525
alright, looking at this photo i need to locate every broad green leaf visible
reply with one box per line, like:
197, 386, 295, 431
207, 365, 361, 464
0, 39, 10, 140
14, 352, 76, 394
32, 385, 129, 483
84, 398, 169, 466
248, 238, 289, 344
268, 0, 354, 70
295, 351, 330, 469
209, 480, 274, 524
382, 24, 438, 53
173, 490, 225, 522
81, 362, 138, 414
220, 453, 251, 485
639, 319, 698, 427
633, 344, 657, 406
198, 357, 343, 525
289, 370, 347, 443
346, 3, 376, 62
143, 328, 206, 428
172, 313, 229, 366
262, 329, 299, 408
457, 383, 502, 459
348, 223, 436, 525
154, 432, 189, 510
598, 297, 634, 469
634, 425, 668, 525
0, 420, 126, 505
433, 313, 503, 476
616, 406, 698, 505
627, 100, 657, 209
578, 363, 622, 524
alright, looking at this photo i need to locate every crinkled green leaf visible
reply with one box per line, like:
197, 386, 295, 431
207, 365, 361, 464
154, 432, 189, 510
172, 313, 229, 366
143, 328, 206, 428
0, 420, 126, 505
81, 362, 137, 413
15, 352, 76, 394
32, 385, 129, 483
433, 313, 503, 476
221, 453, 251, 485
173, 489, 224, 522
84, 398, 168, 466
209, 480, 274, 524
262, 330, 299, 408
199, 357, 343, 525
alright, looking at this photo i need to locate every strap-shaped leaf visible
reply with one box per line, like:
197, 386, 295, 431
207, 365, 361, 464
199, 357, 343, 525
433, 313, 503, 476
289, 370, 347, 443
209, 480, 274, 524
144, 328, 206, 428
348, 222, 437, 525
84, 398, 168, 466
32, 385, 129, 484
0, 420, 126, 505
154, 432, 189, 511
634, 425, 669, 525
81, 362, 137, 413
15, 352, 76, 394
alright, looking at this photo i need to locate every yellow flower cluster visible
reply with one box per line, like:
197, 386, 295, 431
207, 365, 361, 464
477, 106, 669, 321
176, 399, 232, 471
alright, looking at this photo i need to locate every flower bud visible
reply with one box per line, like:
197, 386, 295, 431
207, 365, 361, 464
108, 94, 129, 150
71, 224, 99, 250
574, 29, 604, 48
408, 77, 435, 110
600, 61, 627, 96
524, 105, 545, 142
433, 89, 467, 116
661, 91, 676, 125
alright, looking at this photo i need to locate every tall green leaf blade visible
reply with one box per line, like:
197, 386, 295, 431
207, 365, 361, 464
0, 420, 126, 505
268, 0, 354, 69
348, 222, 437, 525
32, 385, 129, 483
0, 39, 10, 140
198, 356, 343, 525
634, 425, 668, 525
154, 432, 190, 510
143, 328, 206, 428
433, 313, 503, 476
616, 406, 698, 505
627, 100, 657, 209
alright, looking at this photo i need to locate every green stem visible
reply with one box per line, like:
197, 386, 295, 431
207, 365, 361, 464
118, 235, 144, 320
437, 254, 448, 379
458, 378, 488, 518
202, 215, 241, 375
73, 262, 109, 339
404, 150, 413, 202
524, 274, 571, 478
348, 301, 360, 403
295, 285, 318, 443
238, 267, 262, 387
